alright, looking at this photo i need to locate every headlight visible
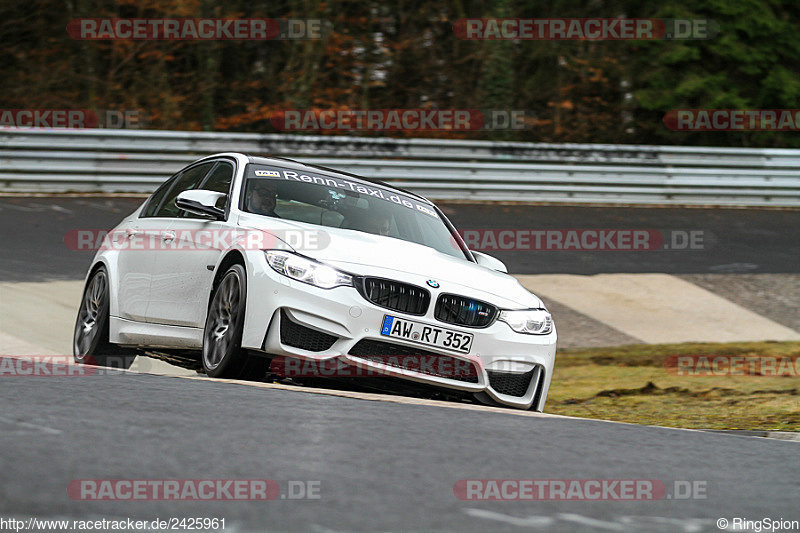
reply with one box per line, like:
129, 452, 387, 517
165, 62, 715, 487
265, 250, 353, 289
498, 309, 553, 335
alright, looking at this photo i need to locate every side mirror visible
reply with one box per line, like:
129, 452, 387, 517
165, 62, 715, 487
175, 190, 226, 220
472, 251, 508, 273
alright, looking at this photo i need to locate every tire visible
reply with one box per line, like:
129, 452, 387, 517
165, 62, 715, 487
73, 266, 136, 369
202, 264, 267, 380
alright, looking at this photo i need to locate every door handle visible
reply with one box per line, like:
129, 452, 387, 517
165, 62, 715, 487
126, 229, 141, 239
161, 231, 176, 243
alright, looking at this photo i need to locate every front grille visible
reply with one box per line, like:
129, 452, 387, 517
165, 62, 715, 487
349, 339, 479, 383
434, 293, 497, 328
486, 367, 540, 397
356, 277, 430, 315
279, 310, 338, 352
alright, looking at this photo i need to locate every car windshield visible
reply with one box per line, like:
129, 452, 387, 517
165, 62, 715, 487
241, 164, 468, 260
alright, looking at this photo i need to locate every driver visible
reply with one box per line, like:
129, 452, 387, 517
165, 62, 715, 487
247, 180, 279, 217
370, 213, 391, 236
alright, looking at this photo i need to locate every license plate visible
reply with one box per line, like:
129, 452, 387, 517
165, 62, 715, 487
380, 315, 473, 353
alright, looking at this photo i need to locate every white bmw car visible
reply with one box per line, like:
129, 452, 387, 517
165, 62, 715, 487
73, 153, 556, 410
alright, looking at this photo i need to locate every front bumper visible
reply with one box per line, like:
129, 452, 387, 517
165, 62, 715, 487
241, 255, 556, 410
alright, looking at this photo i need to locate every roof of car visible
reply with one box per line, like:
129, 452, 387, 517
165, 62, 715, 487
245, 154, 433, 204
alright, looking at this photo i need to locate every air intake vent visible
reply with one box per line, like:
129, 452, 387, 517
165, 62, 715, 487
279, 310, 338, 352
486, 367, 540, 397
349, 339, 479, 383
434, 294, 497, 328
356, 277, 430, 315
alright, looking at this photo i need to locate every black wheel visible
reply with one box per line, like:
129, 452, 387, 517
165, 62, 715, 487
73, 266, 136, 369
203, 264, 267, 379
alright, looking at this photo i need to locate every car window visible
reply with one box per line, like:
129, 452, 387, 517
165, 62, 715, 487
243, 176, 346, 226
242, 164, 468, 260
176, 161, 235, 219
199, 161, 234, 208
141, 173, 179, 218
151, 162, 215, 218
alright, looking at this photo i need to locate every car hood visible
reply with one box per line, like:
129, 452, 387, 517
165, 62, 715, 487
238, 213, 543, 309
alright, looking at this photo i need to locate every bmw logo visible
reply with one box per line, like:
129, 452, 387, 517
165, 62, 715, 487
426, 280, 440, 288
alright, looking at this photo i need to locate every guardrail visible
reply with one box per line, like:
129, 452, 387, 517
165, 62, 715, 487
2, 129, 799, 206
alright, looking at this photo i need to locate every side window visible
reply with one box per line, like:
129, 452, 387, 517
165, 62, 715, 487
198, 161, 234, 209
152, 162, 214, 218
142, 173, 179, 218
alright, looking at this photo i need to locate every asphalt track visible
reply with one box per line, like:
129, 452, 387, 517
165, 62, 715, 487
1, 196, 799, 532
1, 363, 798, 533
0, 196, 798, 281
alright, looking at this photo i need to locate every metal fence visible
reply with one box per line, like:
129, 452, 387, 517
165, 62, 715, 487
2, 128, 800, 206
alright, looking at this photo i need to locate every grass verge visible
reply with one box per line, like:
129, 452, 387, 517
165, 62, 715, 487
546, 341, 800, 431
